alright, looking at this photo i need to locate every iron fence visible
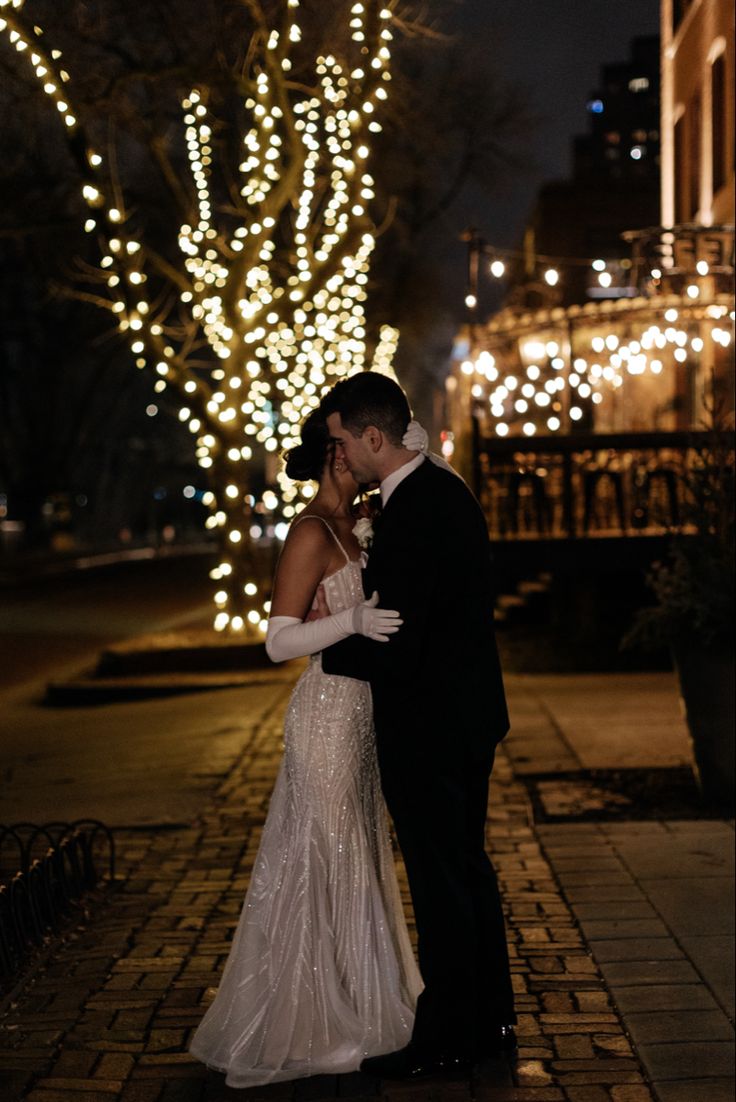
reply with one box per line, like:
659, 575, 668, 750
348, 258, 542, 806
472, 427, 734, 540
0, 819, 115, 979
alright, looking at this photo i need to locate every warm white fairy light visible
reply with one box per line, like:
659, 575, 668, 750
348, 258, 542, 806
371, 325, 400, 380
459, 287, 734, 438
2, 0, 398, 632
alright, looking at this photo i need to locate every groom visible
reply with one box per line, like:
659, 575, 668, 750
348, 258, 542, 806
321, 372, 516, 1079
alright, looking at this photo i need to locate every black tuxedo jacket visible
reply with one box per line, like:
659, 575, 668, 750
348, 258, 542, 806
321, 459, 509, 754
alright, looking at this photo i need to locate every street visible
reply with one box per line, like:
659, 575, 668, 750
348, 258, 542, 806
0, 554, 214, 692
0, 555, 295, 828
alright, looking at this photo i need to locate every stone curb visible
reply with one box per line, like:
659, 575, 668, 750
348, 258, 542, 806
44, 667, 299, 707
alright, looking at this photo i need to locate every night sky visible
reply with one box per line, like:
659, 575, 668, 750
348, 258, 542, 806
452, 0, 661, 249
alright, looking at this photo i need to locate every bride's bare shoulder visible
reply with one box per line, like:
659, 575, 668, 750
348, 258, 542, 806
271, 515, 334, 615
282, 514, 333, 555
289, 513, 331, 537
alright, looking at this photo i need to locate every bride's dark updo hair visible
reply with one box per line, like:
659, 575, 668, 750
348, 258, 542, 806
283, 408, 333, 482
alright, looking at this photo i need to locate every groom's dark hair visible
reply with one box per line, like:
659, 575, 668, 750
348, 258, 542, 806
322, 371, 411, 445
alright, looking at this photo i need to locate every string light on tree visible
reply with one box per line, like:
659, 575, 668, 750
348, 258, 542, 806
1, 0, 399, 633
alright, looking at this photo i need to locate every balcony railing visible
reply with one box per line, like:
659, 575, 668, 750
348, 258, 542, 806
472, 426, 734, 540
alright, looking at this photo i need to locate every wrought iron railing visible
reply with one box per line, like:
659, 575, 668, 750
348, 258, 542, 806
0, 819, 115, 978
472, 427, 734, 540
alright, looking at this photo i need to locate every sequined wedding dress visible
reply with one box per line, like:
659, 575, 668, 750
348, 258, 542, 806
189, 540, 422, 1089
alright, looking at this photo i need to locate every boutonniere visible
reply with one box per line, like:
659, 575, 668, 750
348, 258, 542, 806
352, 516, 374, 550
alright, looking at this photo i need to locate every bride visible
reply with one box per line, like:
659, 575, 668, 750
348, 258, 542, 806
189, 408, 425, 1088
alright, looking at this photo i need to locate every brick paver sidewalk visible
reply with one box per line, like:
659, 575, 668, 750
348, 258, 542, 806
1, 678, 654, 1102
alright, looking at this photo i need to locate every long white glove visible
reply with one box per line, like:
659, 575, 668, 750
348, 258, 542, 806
402, 419, 459, 477
266, 592, 402, 663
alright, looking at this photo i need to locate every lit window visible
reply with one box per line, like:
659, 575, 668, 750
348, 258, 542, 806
628, 77, 650, 93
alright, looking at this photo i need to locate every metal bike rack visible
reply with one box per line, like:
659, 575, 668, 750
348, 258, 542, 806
0, 819, 115, 978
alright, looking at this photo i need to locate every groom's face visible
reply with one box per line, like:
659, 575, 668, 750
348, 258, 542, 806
327, 412, 380, 485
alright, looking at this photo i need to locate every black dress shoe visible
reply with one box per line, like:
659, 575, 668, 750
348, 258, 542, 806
360, 1044, 472, 1080
476, 1024, 518, 1058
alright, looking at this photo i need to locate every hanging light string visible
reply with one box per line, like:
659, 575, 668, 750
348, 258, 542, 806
1, 0, 399, 634
457, 222, 734, 438
463, 226, 736, 304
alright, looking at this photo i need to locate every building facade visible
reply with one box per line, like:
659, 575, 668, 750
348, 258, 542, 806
447, 0, 734, 463
661, 0, 735, 227
574, 36, 661, 187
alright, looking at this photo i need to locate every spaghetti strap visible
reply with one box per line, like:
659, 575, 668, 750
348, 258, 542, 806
291, 513, 351, 563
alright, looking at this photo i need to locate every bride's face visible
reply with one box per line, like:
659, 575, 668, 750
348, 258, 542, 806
323, 450, 359, 498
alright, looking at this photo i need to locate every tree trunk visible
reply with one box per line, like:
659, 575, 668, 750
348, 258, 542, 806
208, 453, 264, 633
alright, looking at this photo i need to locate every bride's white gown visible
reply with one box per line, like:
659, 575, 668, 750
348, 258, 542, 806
189, 549, 423, 1088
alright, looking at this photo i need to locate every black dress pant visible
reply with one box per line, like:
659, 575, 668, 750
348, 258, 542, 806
375, 729, 515, 1055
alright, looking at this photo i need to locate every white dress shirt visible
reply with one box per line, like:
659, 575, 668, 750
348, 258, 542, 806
380, 452, 425, 507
